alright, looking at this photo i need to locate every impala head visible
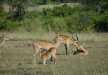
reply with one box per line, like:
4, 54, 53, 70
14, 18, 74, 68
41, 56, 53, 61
73, 42, 88, 55
72, 41, 79, 48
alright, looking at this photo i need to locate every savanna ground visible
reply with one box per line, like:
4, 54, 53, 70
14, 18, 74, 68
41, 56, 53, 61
0, 32, 108, 75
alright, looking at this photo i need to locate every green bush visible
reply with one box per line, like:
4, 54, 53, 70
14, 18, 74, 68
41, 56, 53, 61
42, 4, 81, 17
0, 19, 20, 31
93, 15, 108, 32
42, 17, 67, 32
0, 4, 108, 33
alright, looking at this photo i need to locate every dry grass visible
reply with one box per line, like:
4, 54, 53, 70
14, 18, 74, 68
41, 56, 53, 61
0, 32, 108, 75
7, 32, 108, 42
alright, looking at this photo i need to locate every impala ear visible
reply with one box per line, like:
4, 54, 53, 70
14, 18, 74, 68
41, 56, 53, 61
75, 33, 79, 41
72, 33, 79, 42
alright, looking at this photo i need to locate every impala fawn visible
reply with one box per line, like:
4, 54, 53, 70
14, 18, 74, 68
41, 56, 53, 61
40, 47, 57, 64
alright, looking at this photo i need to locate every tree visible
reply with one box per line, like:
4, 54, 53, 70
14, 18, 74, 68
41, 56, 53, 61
80, 0, 108, 13
5, 0, 28, 20
0, 0, 4, 12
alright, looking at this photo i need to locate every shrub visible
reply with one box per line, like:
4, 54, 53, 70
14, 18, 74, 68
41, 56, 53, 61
94, 15, 108, 32
42, 4, 81, 17
0, 19, 20, 31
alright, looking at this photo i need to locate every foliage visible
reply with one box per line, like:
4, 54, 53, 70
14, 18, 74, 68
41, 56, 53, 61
42, 4, 81, 17
0, 19, 20, 31
93, 14, 108, 32
0, 2, 108, 33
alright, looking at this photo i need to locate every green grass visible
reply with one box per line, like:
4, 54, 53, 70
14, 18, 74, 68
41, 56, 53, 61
0, 33, 108, 75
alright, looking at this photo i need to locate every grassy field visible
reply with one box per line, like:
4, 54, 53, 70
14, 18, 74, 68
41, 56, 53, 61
0, 33, 108, 75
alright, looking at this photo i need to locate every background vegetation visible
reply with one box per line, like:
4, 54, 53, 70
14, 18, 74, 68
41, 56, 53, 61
0, 0, 108, 33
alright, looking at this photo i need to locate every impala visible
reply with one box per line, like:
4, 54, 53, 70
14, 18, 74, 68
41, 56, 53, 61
32, 39, 61, 54
55, 34, 88, 55
40, 47, 57, 64
32, 38, 62, 64
55, 34, 78, 55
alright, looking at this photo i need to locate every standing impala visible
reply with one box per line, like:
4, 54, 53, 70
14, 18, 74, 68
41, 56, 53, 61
32, 38, 62, 64
32, 39, 62, 54
55, 34, 78, 55
55, 34, 88, 55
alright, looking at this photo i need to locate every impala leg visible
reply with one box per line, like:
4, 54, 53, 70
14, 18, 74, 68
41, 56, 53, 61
64, 43, 69, 55
64, 44, 67, 55
50, 56, 53, 62
54, 57, 56, 64
43, 59, 47, 65
32, 43, 39, 65
52, 54, 56, 64
33, 50, 37, 65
